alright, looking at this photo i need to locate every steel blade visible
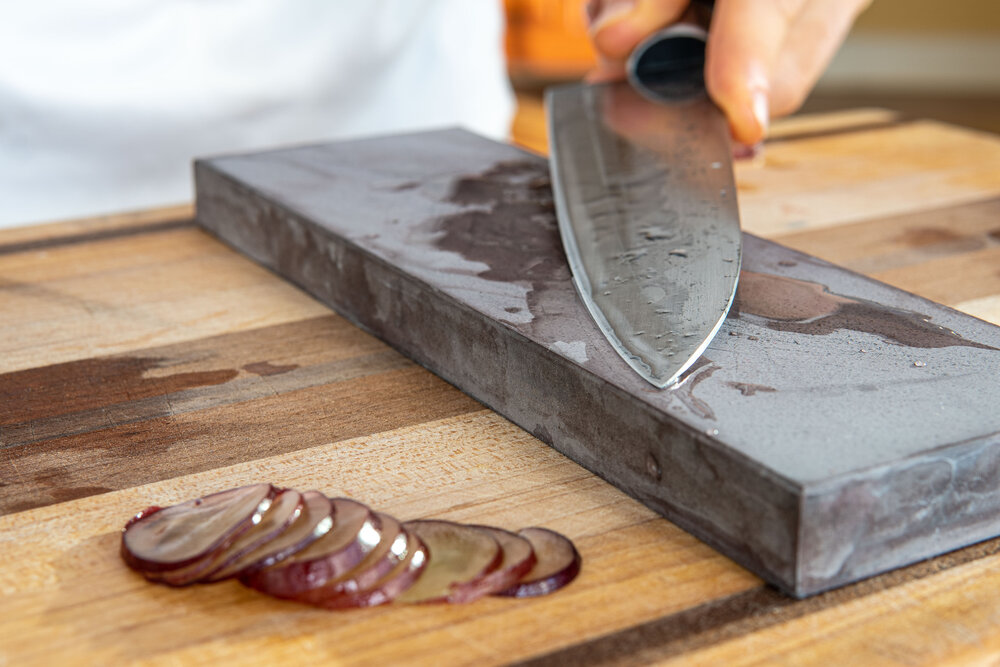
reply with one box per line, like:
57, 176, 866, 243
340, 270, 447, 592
547, 81, 742, 388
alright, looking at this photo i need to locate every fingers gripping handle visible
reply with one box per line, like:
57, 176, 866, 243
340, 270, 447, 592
626, 0, 714, 102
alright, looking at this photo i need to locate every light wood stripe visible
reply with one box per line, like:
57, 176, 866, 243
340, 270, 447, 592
773, 195, 1000, 272
0, 218, 195, 257
0, 204, 194, 247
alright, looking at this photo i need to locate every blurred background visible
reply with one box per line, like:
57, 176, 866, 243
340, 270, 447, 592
3, 1, 997, 229
505, 0, 1000, 153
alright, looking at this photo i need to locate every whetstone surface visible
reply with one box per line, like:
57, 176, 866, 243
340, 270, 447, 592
195, 129, 1000, 596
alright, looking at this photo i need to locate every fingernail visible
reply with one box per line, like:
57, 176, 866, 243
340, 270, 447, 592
732, 141, 764, 161
751, 90, 770, 139
590, 1, 634, 32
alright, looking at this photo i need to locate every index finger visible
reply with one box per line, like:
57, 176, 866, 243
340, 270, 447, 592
705, 0, 808, 144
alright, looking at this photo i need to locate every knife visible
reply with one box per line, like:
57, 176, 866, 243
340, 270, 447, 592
546, 8, 741, 389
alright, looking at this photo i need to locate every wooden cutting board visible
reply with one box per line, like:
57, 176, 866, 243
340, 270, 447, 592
2, 110, 1000, 665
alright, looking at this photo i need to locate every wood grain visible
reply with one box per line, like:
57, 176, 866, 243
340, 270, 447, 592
0, 203, 194, 250
1, 362, 482, 515
0, 226, 329, 374
0, 413, 756, 666
773, 196, 1000, 275
2, 110, 1000, 664
736, 121, 1000, 238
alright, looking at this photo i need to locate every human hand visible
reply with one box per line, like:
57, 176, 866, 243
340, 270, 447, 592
587, 0, 872, 145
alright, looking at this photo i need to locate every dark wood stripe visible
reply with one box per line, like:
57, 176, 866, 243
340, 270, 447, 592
0, 366, 483, 516
0, 350, 411, 449
1, 314, 386, 429
0, 314, 485, 514
521, 533, 1000, 665
0, 218, 195, 256
767, 117, 912, 145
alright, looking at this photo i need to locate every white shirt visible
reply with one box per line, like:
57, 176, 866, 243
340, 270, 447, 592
0, 1, 514, 228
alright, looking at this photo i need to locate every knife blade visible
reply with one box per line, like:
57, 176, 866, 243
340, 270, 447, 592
546, 22, 741, 389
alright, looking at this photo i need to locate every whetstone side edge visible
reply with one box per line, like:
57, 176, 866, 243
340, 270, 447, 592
194, 128, 1000, 597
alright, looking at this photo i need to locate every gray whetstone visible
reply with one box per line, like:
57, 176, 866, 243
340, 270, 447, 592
195, 129, 1000, 597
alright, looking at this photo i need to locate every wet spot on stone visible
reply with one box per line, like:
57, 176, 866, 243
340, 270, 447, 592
243, 361, 300, 377
726, 382, 777, 397
645, 453, 662, 481
431, 159, 567, 288
778, 260, 797, 268
505, 306, 522, 314
669, 358, 718, 421
736, 271, 998, 351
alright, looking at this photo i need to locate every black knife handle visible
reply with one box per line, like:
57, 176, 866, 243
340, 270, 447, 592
626, 0, 714, 102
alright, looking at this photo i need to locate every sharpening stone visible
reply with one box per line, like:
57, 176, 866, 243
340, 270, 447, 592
194, 129, 1000, 597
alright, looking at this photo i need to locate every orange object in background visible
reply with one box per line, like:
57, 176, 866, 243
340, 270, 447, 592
505, 0, 596, 85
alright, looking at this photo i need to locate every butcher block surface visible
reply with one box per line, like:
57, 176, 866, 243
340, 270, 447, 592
3, 110, 1000, 664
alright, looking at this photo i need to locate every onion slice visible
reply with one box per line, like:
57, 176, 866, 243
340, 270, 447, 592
495, 527, 581, 598
313, 530, 428, 609
152, 488, 304, 586
292, 513, 420, 609
121, 483, 276, 574
187, 488, 304, 583
396, 520, 502, 604
448, 525, 537, 602
240, 497, 381, 598
205, 490, 335, 582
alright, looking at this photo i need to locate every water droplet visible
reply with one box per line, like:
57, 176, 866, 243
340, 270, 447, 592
669, 249, 688, 258
913, 360, 927, 367
602, 291, 611, 296
634, 331, 645, 336
706, 428, 719, 436
646, 453, 662, 481
619, 248, 649, 262
711, 162, 722, 169
639, 225, 672, 241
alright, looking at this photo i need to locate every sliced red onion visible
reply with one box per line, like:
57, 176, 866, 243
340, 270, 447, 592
205, 490, 335, 582
449, 525, 537, 602
292, 512, 415, 608
240, 497, 381, 598
495, 527, 581, 598
305, 530, 428, 609
396, 519, 502, 604
121, 483, 276, 575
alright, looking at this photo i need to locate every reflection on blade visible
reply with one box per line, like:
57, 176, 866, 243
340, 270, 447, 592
547, 81, 742, 388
